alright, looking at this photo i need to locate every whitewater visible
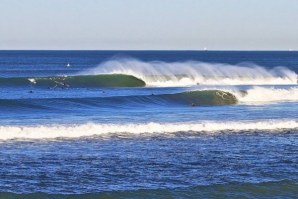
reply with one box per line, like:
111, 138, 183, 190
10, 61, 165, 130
0, 120, 297, 140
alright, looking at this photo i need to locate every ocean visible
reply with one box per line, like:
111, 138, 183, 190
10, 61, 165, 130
0, 50, 297, 198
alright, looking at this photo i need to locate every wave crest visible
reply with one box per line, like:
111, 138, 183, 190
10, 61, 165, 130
83, 58, 297, 86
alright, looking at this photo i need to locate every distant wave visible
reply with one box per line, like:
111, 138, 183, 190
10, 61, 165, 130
0, 74, 145, 88
0, 120, 297, 140
82, 58, 297, 86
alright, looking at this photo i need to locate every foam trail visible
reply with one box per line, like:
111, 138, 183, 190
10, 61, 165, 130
231, 86, 298, 103
0, 120, 297, 140
82, 58, 297, 86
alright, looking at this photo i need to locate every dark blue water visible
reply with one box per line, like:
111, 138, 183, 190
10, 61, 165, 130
1, 51, 298, 78
0, 51, 297, 198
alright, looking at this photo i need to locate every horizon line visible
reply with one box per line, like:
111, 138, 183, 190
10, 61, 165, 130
0, 49, 296, 52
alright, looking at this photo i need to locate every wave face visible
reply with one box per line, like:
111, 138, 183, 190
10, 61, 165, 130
82, 58, 297, 86
162, 90, 237, 106
1, 120, 297, 140
0, 74, 145, 88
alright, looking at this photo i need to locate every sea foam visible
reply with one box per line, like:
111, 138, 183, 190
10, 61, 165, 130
235, 86, 298, 103
0, 120, 297, 140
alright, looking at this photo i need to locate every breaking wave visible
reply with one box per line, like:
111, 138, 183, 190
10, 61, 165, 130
83, 58, 297, 86
1, 87, 298, 111
1, 59, 296, 88
235, 86, 298, 103
0, 120, 297, 140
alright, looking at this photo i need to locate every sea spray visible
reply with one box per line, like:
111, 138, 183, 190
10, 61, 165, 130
82, 58, 297, 86
235, 86, 298, 103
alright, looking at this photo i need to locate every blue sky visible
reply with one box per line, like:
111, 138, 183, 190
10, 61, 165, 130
0, 0, 297, 50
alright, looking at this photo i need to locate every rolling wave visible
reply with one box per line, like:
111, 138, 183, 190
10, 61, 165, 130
0, 120, 297, 140
83, 58, 297, 86
1, 87, 297, 111
0, 90, 238, 109
0, 74, 145, 88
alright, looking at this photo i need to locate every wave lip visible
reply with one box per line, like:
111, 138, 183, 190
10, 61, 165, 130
0, 74, 145, 88
0, 120, 297, 140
